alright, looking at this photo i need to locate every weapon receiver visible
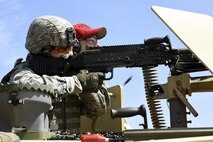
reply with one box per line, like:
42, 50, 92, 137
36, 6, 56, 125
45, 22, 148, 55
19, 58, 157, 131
67, 35, 206, 79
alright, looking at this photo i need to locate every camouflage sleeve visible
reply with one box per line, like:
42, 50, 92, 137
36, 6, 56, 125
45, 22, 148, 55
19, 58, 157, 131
79, 82, 111, 119
9, 68, 83, 96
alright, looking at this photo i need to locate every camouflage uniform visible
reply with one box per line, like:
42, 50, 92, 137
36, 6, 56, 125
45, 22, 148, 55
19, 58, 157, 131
6, 61, 110, 133
2, 16, 110, 134
8, 62, 82, 97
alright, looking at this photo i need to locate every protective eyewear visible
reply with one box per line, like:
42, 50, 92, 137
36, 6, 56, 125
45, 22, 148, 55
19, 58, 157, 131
51, 46, 72, 54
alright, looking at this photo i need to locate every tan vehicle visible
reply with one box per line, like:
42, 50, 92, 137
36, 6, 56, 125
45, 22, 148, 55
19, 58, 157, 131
0, 6, 213, 141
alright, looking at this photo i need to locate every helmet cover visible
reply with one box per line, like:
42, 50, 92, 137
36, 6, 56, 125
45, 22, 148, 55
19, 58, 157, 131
25, 15, 77, 54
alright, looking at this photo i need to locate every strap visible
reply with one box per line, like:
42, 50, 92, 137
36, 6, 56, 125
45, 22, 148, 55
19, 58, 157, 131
1, 58, 24, 84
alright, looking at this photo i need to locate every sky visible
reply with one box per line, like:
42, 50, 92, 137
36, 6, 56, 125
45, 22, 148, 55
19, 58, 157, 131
0, 0, 212, 130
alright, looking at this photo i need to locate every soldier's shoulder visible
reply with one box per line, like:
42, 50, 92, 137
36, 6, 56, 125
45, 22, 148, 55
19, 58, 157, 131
0, 131, 20, 142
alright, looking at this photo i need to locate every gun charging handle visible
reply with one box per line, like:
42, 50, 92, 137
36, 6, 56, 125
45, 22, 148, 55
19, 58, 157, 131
111, 105, 148, 129
144, 35, 172, 50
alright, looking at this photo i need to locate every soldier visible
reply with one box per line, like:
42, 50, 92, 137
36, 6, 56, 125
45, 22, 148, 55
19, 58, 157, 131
74, 23, 133, 130
49, 23, 111, 133
73, 23, 110, 119
1, 16, 110, 134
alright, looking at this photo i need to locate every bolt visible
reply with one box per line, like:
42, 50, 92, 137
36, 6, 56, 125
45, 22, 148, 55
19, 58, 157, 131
8, 100, 12, 104
18, 99, 23, 104
176, 80, 182, 86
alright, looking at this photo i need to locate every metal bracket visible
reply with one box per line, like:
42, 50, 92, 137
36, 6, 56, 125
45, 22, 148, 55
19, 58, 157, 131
174, 88, 198, 117
151, 73, 198, 117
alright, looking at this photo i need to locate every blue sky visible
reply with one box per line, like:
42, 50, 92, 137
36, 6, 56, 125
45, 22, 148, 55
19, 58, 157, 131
0, 0, 212, 129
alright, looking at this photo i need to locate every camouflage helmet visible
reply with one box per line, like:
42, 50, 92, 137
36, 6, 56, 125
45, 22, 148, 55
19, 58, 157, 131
25, 15, 78, 54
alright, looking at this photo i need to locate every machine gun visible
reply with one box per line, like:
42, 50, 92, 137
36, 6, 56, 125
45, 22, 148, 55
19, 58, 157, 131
72, 6, 213, 141
66, 35, 208, 129
67, 35, 206, 79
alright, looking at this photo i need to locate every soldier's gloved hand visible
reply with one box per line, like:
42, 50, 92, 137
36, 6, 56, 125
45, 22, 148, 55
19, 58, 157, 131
76, 71, 104, 92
